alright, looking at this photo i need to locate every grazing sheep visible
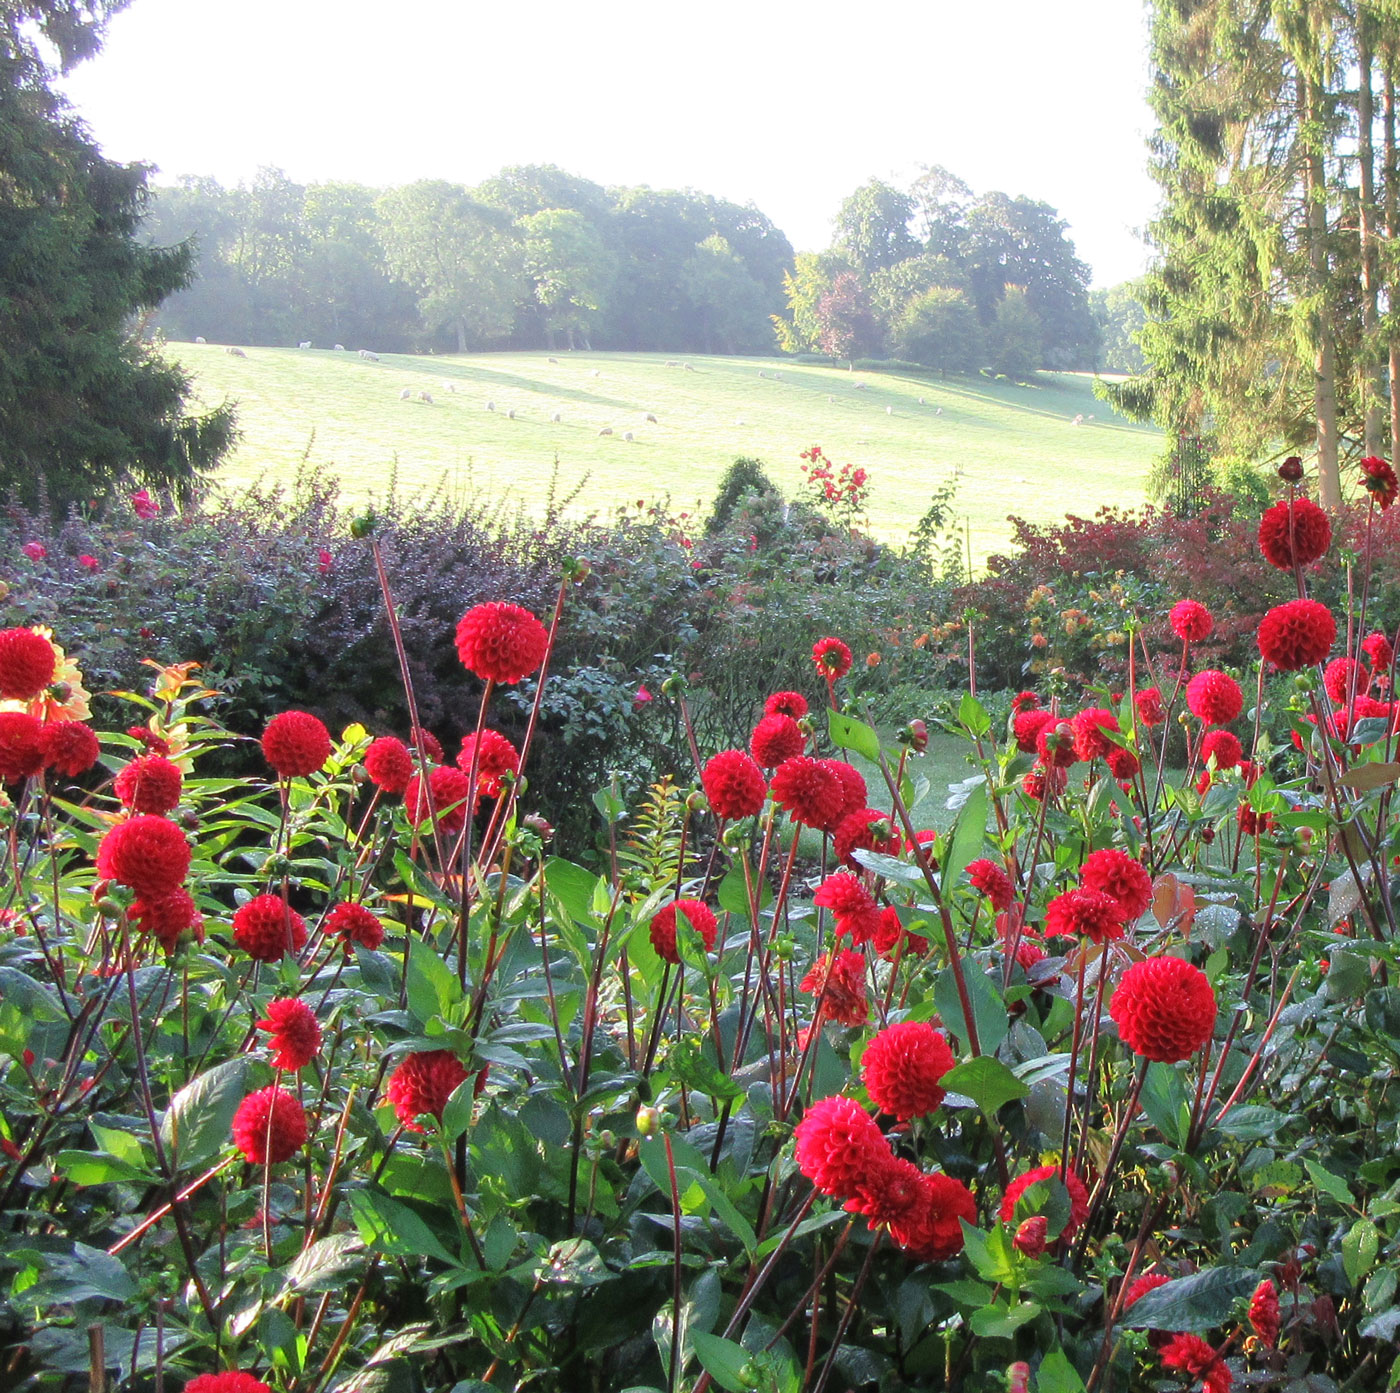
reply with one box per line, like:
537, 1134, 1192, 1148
827, 395, 834, 403
1071, 414, 1083, 426
644, 413, 658, 424
550, 412, 561, 423
623, 430, 633, 442
734, 418, 745, 426
298, 341, 311, 350
507, 408, 515, 420
443, 382, 457, 392
334, 343, 345, 351
226, 346, 246, 358
598, 427, 613, 436
759, 370, 768, 378
773, 371, 782, 379
590, 369, 600, 377
399, 388, 412, 401
683, 363, 694, 372
547, 356, 559, 364
418, 391, 433, 404
1086, 414, 1095, 421
194, 336, 206, 344
885, 405, 893, 415
665, 360, 679, 367
486, 401, 495, 412
918, 396, 926, 405
358, 350, 379, 361
935, 407, 943, 416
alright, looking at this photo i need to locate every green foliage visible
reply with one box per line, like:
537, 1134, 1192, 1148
891, 287, 984, 375
706, 456, 779, 536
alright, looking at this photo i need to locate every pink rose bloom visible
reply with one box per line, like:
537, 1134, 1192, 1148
21, 542, 46, 562
78, 554, 99, 572
131, 490, 159, 520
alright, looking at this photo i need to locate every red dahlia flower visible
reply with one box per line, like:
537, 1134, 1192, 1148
1200, 729, 1243, 771
231, 1085, 307, 1164
832, 808, 900, 870
1160, 1333, 1232, 1393
1360, 454, 1399, 509
185, 1374, 273, 1393
454, 602, 549, 685
799, 950, 868, 1027
770, 757, 846, 831
812, 636, 853, 681
261, 711, 332, 778
130, 888, 202, 952
965, 858, 1014, 912
257, 997, 321, 1071
1044, 887, 1125, 945
999, 1163, 1091, 1238
1248, 1278, 1280, 1346
861, 1020, 955, 1120
1185, 670, 1243, 726
325, 901, 385, 951
1021, 765, 1066, 801
764, 689, 809, 718
232, 894, 307, 963
749, 713, 805, 767
1134, 687, 1166, 727
387, 1049, 469, 1131
114, 754, 183, 814
1123, 1272, 1172, 1308
1036, 720, 1079, 769
1014, 707, 1055, 753
38, 720, 100, 777
364, 736, 414, 793
701, 749, 767, 820
845, 1152, 927, 1225
0, 712, 44, 783
1323, 657, 1366, 704
1011, 689, 1040, 714
825, 759, 868, 817
813, 872, 883, 945
871, 904, 927, 958
1110, 955, 1216, 1062
792, 1094, 888, 1199
1106, 746, 1141, 780
1080, 848, 1153, 921
1361, 631, 1394, 676
1072, 707, 1121, 761
1258, 599, 1336, 671
405, 765, 474, 835
457, 728, 519, 797
887, 1171, 976, 1262
96, 815, 190, 897
413, 728, 444, 763
1169, 600, 1214, 644
1258, 498, 1332, 569
649, 899, 718, 964
0, 627, 56, 699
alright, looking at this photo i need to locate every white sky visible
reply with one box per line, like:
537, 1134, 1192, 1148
60, 0, 1159, 287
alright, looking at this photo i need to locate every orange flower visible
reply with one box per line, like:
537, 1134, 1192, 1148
865, 652, 881, 668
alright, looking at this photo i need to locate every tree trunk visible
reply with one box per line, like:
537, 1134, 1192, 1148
455, 317, 467, 353
1302, 69, 1342, 509
1359, 18, 1384, 458
1385, 62, 1400, 458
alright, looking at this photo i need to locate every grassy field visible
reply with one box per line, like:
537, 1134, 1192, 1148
170, 344, 1162, 566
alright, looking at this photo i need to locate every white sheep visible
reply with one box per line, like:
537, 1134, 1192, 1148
935, 407, 942, 416
623, 430, 634, 442
773, 371, 782, 379
598, 427, 613, 436
399, 388, 412, 401
547, 356, 559, 364
590, 369, 601, 378
486, 401, 495, 412
645, 413, 658, 424
358, 350, 379, 361
418, 391, 433, 404
683, 363, 694, 372
226, 346, 246, 358
665, 360, 679, 367
1071, 414, 1083, 426
886, 405, 893, 415
194, 336, 206, 344
507, 408, 516, 420
827, 395, 834, 403
334, 343, 346, 351
918, 396, 926, 405
1086, 414, 1095, 421
298, 341, 311, 350
854, 382, 867, 390
550, 412, 562, 423
759, 370, 768, 379
734, 418, 746, 426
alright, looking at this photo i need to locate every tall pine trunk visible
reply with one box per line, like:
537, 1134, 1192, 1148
1301, 69, 1342, 509
1359, 18, 1384, 458
1385, 62, 1400, 458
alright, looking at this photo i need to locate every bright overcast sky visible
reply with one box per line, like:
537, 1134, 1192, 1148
60, 0, 1159, 287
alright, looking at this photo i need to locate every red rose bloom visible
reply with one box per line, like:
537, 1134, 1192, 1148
457, 728, 519, 797
965, 858, 1014, 912
1200, 730, 1242, 771
0, 711, 44, 782
96, 815, 190, 896
387, 1050, 469, 1132
799, 949, 868, 1027
232, 1085, 307, 1164
261, 711, 331, 778
764, 690, 809, 718
1135, 687, 1166, 727
1014, 707, 1055, 753
1169, 600, 1214, 644
1011, 690, 1040, 714
0, 627, 56, 700
1110, 955, 1216, 1062
38, 720, 100, 777
812, 636, 853, 681
1000, 1163, 1091, 1238
325, 901, 385, 951
792, 1094, 888, 1198
1073, 707, 1121, 761
1044, 887, 1125, 944
130, 888, 202, 952
232, 894, 307, 963
257, 997, 321, 1071
1361, 631, 1394, 675
1359, 454, 1399, 509
861, 1020, 955, 1120
701, 749, 767, 820
1160, 1334, 1231, 1393
649, 899, 718, 964
1036, 720, 1079, 769
1323, 657, 1365, 704
1185, 670, 1242, 726
185, 1374, 272, 1393
114, 754, 183, 814
454, 602, 549, 684
1248, 1278, 1280, 1346
405, 765, 474, 835
1258, 497, 1331, 569
749, 713, 805, 768
887, 1171, 976, 1262
1123, 1272, 1172, 1309
1258, 599, 1336, 671
770, 757, 846, 831
832, 808, 900, 870
1080, 848, 1153, 921
814, 871, 883, 945
364, 736, 414, 793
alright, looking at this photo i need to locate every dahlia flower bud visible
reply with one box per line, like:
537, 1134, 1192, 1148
1013, 1215, 1048, 1257
349, 509, 377, 538
563, 556, 591, 582
1278, 456, 1304, 482
902, 718, 929, 752
635, 1105, 661, 1137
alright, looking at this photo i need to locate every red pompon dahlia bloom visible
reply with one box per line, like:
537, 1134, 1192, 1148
457, 728, 519, 797
1011, 689, 1041, 714
825, 759, 868, 817
1361, 631, 1394, 676
861, 1020, 956, 1120
1080, 848, 1153, 921
1013, 707, 1055, 753
1185, 670, 1243, 726
454, 602, 549, 684
1323, 657, 1366, 704
1106, 746, 1141, 781
1135, 687, 1166, 727
1044, 887, 1126, 945
387, 1049, 469, 1131
0, 712, 44, 783
185, 1373, 273, 1393
0, 627, 56, 700
792, 1094, 888, 1199
257, 997, 322, 1071
1021, 765, 1066, 801
325, 901, 385, 951
1110, 955, 1217, 1062
232, 894, 307, 963
649, 899, 718, 964
770, 757, 846, 831
405, 765, 474, 835
887, 1171, 977, 1262
114, 754, 183, 814
844, 1152, 927, 1225
1360, 454, 1399, 509
701, 749, 767, 820
1036, 720, 1079, 769
1258, 599, 1336, 671
1248, 1278, 1280, 1346
965, 858, 1014, 912
231, 1085, 307, 1164
1200, 730, 1243, 771
130, 888, 202, 952
764, 690, 809, 719
871, 904, 927, 958
812, 636, 853, 681
413, 728, 444, 763
38, 720, 100, 777
999, 1163, 1091, 1238
1072, 707, 1121, 761
261, 711, 332, 778
750, 713, 805, 768
96, 815, 190, 897
1169, 600, 1214, 644
1258, 497, 1332, 570
832, 808, 900, 870
814, 871, 883, 944
799, 949, 869, 1027
1160, 1334, 1232, 1393
364, 735, 415, 793
1123, 1272, 1172, 1309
